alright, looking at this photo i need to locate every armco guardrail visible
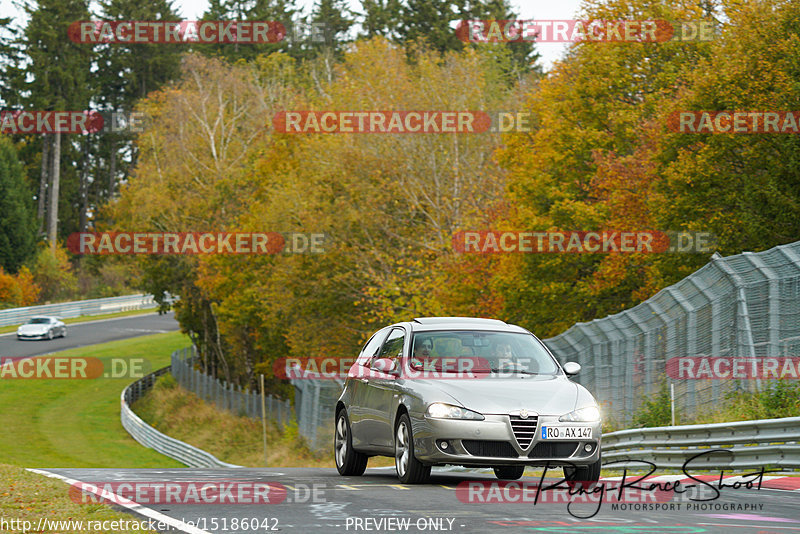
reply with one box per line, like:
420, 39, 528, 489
0, 294, 159, 327
601, 416, 800, 470
121, 366, 240, 468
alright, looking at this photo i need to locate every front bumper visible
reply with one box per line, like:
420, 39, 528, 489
17, 332, 48, 340
411, 413, 601, 467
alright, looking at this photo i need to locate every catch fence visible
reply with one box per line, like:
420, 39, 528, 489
545, 241, 800, 426
171, 347, 294, 426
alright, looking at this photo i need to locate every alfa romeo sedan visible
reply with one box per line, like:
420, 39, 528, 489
17, 316, 67, 340
334, 317, 602, 484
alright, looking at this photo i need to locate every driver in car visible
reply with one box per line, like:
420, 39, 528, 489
410, 337, 434, 369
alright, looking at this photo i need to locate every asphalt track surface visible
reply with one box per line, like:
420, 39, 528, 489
38, 466, 800, 534
0, 312, 180, 359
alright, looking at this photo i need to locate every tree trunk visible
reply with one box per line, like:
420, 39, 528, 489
48, 131, 61, 252
79, 134, 90, 232
108, 136, 116, 199
38, 134, 50, 234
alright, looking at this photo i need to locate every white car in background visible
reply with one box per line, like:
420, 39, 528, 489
17, 316, 67, 340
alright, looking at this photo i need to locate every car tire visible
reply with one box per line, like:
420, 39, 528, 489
334, 410, 368, 476
494, 465, 525, 480
47, 330, 53, 340
394, 413, 430, 484
61, 328, 67, 338
564, 453, 601, 489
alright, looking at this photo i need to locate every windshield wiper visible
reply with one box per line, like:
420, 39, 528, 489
489, 367, 537, 375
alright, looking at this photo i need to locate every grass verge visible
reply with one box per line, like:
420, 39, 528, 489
0, 331, 187, 468
132, 374, 395, 468
132, 373, 334, 467
0, 464, 157, 533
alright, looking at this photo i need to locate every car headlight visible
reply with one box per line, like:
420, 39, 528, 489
426, 403, 484, 420
559, 406, 601, 422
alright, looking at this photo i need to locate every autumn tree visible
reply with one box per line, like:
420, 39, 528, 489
493, 0, 716, 336
112, 41, 516, 389
654, 0, 800, 254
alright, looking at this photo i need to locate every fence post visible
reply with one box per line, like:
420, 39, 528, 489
311, 382, 321, 448
260, 374, 268, 467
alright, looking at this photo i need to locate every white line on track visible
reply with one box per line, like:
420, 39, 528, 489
27, 468, 211, 534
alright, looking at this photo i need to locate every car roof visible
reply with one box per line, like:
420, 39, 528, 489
400, 317, 529, 334
30, 316, 56, 320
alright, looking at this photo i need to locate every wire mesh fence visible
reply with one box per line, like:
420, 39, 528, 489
544, 241, 800, 427
292, 378, 345, 451
171, 347, 294, 426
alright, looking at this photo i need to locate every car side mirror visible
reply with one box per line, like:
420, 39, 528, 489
371, 357, 398, 374
563, 362, 581, 376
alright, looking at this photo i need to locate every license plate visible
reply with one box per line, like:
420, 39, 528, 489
541, 426, 592, 440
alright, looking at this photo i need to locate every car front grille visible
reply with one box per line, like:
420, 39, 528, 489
528, 441, 579, 458
509, 415, 539, 449
462, 440, 518, 458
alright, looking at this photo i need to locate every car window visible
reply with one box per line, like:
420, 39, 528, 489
358, 329, 389, 365
29, 318, 50, 324
410, 331, 559, 375
372, 328, 405, 368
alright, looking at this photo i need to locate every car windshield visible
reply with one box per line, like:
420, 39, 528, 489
28, 318, 51, 324
410, 331, 559, 376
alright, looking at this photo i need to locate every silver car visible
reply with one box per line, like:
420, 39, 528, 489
334, 317, 602, 484
17, 316, 67, 340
